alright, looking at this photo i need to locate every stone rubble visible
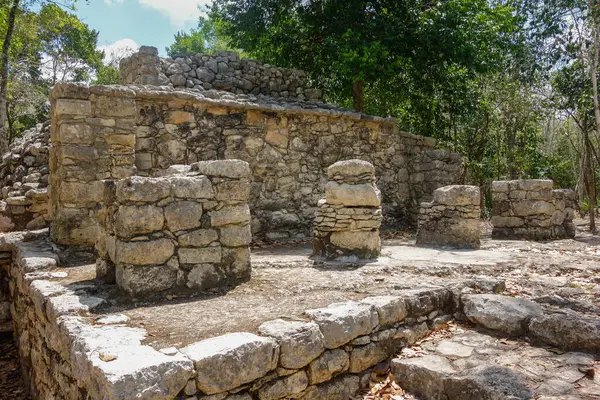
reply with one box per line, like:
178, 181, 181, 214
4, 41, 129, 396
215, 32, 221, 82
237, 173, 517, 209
417, 185, 481, 249
312, 160, 382, 259
492, 179, 576, 240
96, 160, 252, 296
0, 123, 50, 232
120, 46, 323, 101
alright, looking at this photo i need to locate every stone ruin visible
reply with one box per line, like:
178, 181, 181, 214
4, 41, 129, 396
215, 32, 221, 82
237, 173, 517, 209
96, 160, 252, 296
313, 159, 382, 259
0, 45, 597, 400
417, 185, 481, 249
0, 123, 50, 232
120, 46, 323, 101
492, 179, 576, 240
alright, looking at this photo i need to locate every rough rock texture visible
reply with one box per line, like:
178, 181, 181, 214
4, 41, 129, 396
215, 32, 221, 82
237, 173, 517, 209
528, 312, 600, 352
491, 180, 576, 240
417, 185, 481, 249
0, 123, 50, 232
49, 82, 462, 245
120, 47, 322, 101
462, 294, 543, 336
96, 161, 252, 296
312, 160, 382, 259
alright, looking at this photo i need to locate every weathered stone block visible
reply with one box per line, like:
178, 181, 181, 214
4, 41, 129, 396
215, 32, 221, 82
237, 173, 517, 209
115, 205, 164, 238
307, 349, 349, 384
257, 371, 308, 400
210, 205, 251, 227
258, 319, 325, 369
305, 302, 378, 349
171, 175, 214, 199
177, 229, 218, 247
361, 296, 407, 326
116, 238, 175, 266
327, 159, 375, 179
55, 99, 91, 116
116, 176, 171, 203
116, 264, 177, 294
329, 230, 381, 256
325, 182, 381, 207
181, 333, 279, 395
219, 224, 252, 247
432, 185, 480, 206
178, 246, 222, 264
165, 201, 203, 232
192, 160, 251, 179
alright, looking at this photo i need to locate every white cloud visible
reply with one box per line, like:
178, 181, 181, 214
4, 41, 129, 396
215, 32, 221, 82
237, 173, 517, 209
104, 0, 124, 5
98, 38, 139, 66
137, 0, 210, 26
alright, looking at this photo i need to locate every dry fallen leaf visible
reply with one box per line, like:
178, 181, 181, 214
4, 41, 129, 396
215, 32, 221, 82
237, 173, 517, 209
99, 352, 117, 362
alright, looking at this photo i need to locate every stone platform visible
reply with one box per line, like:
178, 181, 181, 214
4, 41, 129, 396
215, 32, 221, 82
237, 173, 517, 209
1, 229, 599, 399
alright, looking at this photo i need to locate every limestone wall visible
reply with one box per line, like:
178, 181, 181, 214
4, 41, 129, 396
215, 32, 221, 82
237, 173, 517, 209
96, 160, 252, 296
0, 123, 50, 232
417, 185, 481, 249
120, 47, 322, 101
491, 180, 576, 240
49, 83, 462, 246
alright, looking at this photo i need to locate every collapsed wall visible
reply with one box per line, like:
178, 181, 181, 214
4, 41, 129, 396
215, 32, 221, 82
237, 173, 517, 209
120, 46, 323, 101
49, 82, 462, 246
0, 123, 51, 232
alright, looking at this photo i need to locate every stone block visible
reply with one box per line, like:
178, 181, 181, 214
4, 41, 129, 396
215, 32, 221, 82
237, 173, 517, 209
178, 246, 222, 264
518, 179, 553, 191
54, 99, 91, 116
513, 200, 554, 217
220, 224, 252, 247
171, 175, 214, 199
116, 264, 177, 294
177, 229, 218, 247
115, 238, 175, 266
180, 332, 279, 395
432, 185, 480, 206
257, 371, 308, 400
165, 201, 203, 232
192, 160, 251, 179
305, 302, 378, 349
325, 182, 381, 207
59, 124, 94, 145
307, 349, 349, 384
95, 96, 136, 117
210, 205, 251, 227
115, 205, 164, 238
116, 176, 171, 203
258, 319, 325, 369
327, 159, 375, 179
329, 230, 381, 255
360, 296, 407, 326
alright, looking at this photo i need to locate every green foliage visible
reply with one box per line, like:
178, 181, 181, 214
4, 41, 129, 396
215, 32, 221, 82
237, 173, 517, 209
92, 64, 120, 85
166, 15, 238, 57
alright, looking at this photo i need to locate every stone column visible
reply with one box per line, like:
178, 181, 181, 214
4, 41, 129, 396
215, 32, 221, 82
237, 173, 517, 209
416, 185, 481, 249
49, 84, 137, 246
313, 160, 382, 259
119, 46, 169, 86
96, 160, 252, 296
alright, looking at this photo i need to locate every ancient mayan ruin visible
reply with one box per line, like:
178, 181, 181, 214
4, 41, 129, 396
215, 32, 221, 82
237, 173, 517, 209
0, 47, 597, 400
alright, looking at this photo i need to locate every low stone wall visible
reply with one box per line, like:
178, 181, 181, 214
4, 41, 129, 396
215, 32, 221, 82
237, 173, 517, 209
0, 258, 10, 332
1, 231, 468, 400
96, 160, 252, 296
491, 180, 576, 240
0, 123, 50, 232
417, 185, 481, 249
313, 160, 382, 259
120, 47, 322, 101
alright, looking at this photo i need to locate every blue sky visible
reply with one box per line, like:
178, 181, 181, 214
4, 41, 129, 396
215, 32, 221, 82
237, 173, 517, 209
74, 0, 212, 60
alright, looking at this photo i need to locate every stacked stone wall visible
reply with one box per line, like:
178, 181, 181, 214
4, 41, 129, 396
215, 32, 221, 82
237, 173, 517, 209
1, 231, 463, 400
0, 123, 51, 232
492, 180, 576, 240
120, 47, 322, 101
313, 160, 382, 259
0, 259, 10, 332
49, 83, 462, 246
96, 160, 252, 296
417, 185, 481, 249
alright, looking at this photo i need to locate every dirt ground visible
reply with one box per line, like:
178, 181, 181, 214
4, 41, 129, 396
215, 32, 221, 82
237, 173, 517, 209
0, 332, 30, 400
52, 220, 598, 350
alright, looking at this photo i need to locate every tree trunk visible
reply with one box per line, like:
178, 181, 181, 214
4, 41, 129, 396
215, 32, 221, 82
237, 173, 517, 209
584, 130, 597, 233
590, 14, 600, 144
0, 0, 20, 155
353, 80, 364, 113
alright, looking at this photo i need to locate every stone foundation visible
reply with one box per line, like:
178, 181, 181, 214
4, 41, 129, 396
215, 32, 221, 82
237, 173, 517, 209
0, 231, 464, 400
96, 160, 252, 296
417, 185, 481, 249
312, 160, 382, 259
491, 180, 576, 240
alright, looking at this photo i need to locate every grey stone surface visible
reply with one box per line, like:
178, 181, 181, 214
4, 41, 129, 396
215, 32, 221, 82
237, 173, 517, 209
181, 332, 279, 395
307, 349, 349, 385
528, 312, 600, 352
257, 371, 308, 400
257, 319, 325, 369
463, 294, 543, 335
305, 302, 378, 349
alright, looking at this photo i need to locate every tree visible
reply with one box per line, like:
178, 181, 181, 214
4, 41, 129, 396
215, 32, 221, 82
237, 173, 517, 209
211, 0, 516, 113
166, 15, 234, 57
